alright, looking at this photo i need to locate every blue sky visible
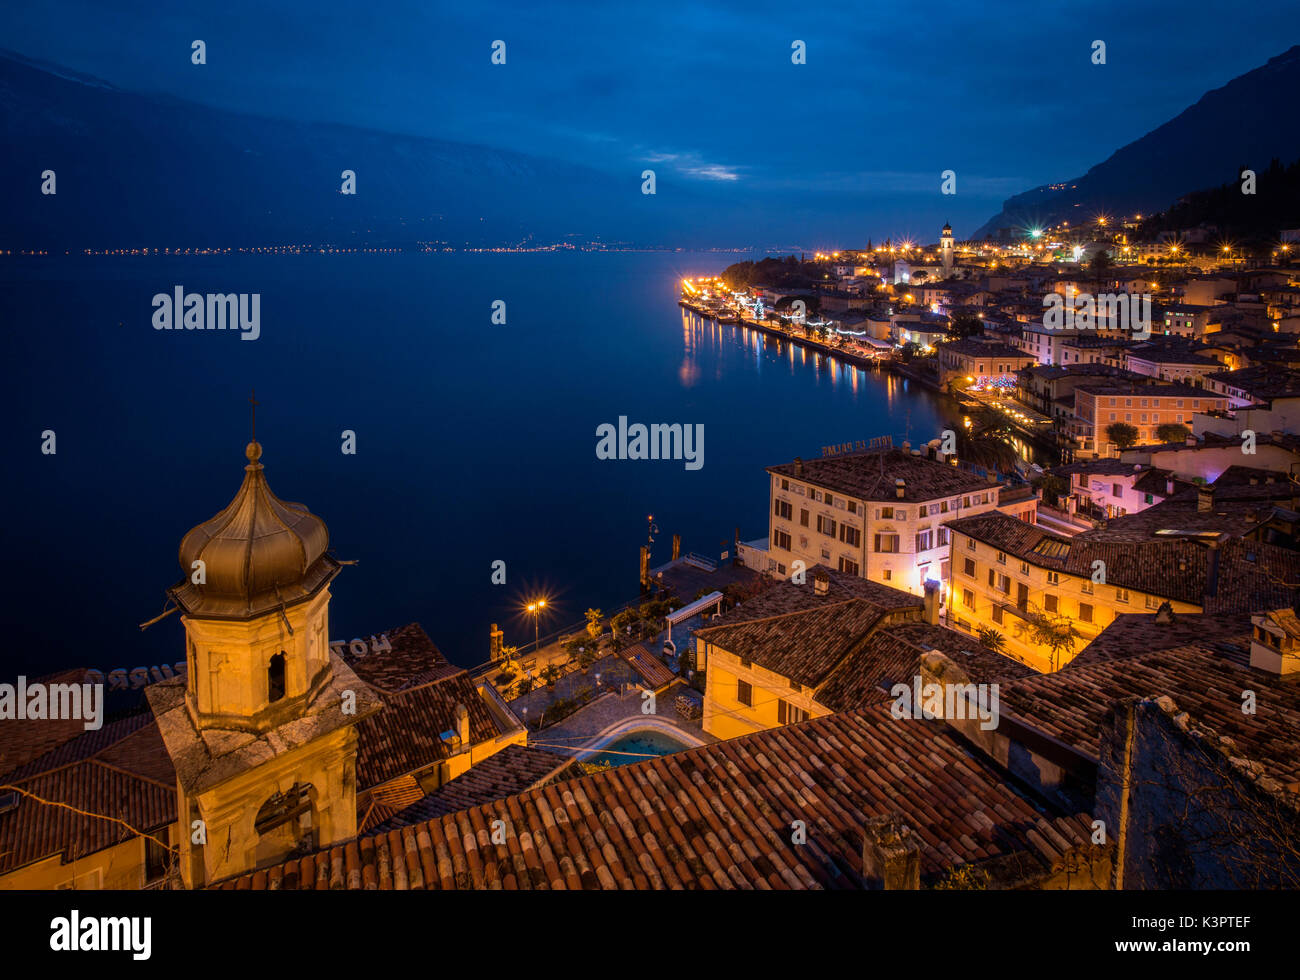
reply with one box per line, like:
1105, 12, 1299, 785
4, 0, 1298, 239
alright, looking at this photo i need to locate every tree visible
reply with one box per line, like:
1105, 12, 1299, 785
1156, 423, 1190, 444
952, 408, 1020, 474
976, 627, 1006, 652
584, 608, 603, 638
1089, 249, 1112, 277
1106, 421, 1140, 450
1032, 473, 1070, 508
1016, 606, 1084, 670
946, 311, 983, 340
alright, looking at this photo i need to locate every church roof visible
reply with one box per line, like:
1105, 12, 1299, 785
168, 441, 340, 619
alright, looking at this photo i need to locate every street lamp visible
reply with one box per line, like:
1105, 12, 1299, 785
526, 599, 547, 654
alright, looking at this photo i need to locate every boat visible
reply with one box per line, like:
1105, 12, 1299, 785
717, 309, 739, 323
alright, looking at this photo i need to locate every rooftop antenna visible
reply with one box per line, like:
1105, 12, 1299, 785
249, 388, 259, 442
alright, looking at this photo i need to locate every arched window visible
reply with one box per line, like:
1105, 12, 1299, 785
268, 652, 286, 702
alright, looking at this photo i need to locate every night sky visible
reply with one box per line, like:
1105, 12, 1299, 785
2, 1, 1299, 238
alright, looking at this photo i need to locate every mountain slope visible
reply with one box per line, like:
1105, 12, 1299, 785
0, 51, 716, 248
973, 45, 1300, 240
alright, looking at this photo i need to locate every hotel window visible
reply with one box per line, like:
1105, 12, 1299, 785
821, 547, 831, 560
967, 536, 976, 551
1047, 571, 1060, 586
918, 504, 928, 517
1115, 588, 1130, 603
772, 529, 791, 550
778, 700, 810, 725
1081, 581, 1094, 595
988, 570, 1011, 595
1112, 483, 1122, 498
737, 679, 752, 707
883, 569, 892, 581
800, 508, 809, 527
962, 588, 975, 608
774, 499, 793, 520
938, 528, 950, 546
826, 493, 834, 506
781, 479, 790, 490
817, 516, 837, 537
840, 525, 861, 547
848, 501, 857, 515
916, 530, 933, 552
1144, 493, 1153, 504
880, 506, 894, 519
996, 550, 1007, 565
838, 556, 860, 576
1109, 412, 1116, 421
813, 490, 822, 502
1145, 595, 1161, 610
1078, 603, 1094, 623
991, 604, 1003, 624
940, 501, 949, 513
874, 533, 900, 553
1045, 594, 1058, 613
1019, 561, 1029, 575
963, 496, 971, 508
963, 557, 976, 577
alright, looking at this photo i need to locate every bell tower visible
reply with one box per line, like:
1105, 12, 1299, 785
940, 222, 955, 279
147, 438, 381, 888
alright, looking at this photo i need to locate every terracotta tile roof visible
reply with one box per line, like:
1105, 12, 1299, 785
348, 623, 514, 790
374, 745, 573, 829
815, 623, 1036, 713
343, 623, 462, 693
0, 669, 99, 778
946, 512, 1300, 613
998, 645, 1300, 790
1070, 611, 1253, 669
356, 672, 502, 790
704, 565, 920, 627
696, 598, 894, 689
221, 703, 1094, 890
768, 449, 992, 503
0, 710, 176, 876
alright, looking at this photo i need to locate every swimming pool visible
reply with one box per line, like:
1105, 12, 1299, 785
583, 729, 691, 768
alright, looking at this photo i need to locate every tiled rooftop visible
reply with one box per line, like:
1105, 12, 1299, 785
1070, 610, 1253, 669
768, 449, 992, 503
221, 702, 1098, 890
0, 710, 176, 876
998, 644, 1300, 790
373, 744, 573, 830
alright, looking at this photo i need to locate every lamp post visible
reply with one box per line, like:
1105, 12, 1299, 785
527, 599, 547, 655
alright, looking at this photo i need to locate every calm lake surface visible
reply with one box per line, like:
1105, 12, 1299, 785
0, 251, 949, 675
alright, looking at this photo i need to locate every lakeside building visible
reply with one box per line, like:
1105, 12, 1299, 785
764, 447, 1001, 596
693, 566, 1033, 740
936, 337, 1035, 388
1052, 459, 1194, 519
943, 480, 1300, 671
1067, 382, 1229, 457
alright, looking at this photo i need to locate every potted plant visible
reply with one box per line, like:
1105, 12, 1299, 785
541, 664, 562, 692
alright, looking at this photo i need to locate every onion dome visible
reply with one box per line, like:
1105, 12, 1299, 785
169, 441, 340, 619
942, 222, 953, 235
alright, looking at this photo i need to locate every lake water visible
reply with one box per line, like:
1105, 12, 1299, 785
0, 251, 949, 676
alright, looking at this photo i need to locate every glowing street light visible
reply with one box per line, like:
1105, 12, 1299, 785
526, 598, 548, 654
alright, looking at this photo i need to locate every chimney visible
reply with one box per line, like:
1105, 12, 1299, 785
861, 815, 920, 889
813, 568, 830, 595
922, 580, 939, 625
1165, 477, 1174, 495
1205, 540, 1221, 599
1197, 485, 1215, 513
895, 478, 906, 499
794, 456, 804, 477
1249, 611, 1300, 676
454, 703, 470, 748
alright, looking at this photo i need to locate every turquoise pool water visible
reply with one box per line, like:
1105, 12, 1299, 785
584, 729, 691, 768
